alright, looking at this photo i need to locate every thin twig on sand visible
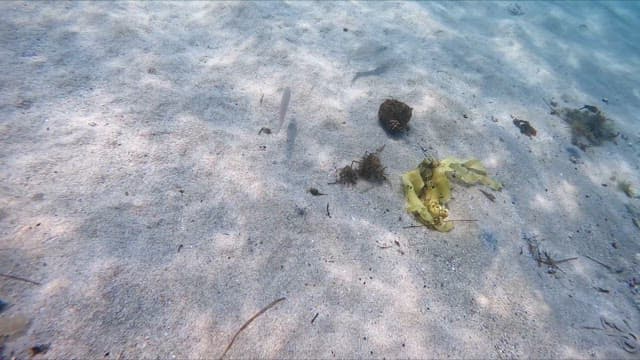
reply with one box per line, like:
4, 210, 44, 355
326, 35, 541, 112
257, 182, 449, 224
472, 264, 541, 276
582, 254, 613, 271
219, 297, 286, 359
0, 272, 41, 285
403, 220, 478, 229
524, 235, 577, 273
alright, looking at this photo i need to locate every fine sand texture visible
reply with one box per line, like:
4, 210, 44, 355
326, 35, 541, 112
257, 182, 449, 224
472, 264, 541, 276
1, 1, 640, 358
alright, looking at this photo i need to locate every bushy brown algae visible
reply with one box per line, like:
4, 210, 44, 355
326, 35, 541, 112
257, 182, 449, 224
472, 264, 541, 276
332, 146, 387, 185
354, 146, 387, 182
337, 165, 358, 185
552, 104, 618, 150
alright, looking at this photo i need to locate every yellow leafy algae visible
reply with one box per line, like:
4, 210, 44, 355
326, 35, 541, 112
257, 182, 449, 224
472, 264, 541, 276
402, 157, 502, 232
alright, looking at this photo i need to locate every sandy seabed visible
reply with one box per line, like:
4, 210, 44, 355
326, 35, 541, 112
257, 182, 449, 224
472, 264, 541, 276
1, 1, 640, 358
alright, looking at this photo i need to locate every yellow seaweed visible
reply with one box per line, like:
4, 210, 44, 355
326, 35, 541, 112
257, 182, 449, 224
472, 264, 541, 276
402, 157, 502, 232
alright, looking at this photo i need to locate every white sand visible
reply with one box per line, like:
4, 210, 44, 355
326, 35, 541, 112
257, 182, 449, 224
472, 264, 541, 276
1, 1, 639, 358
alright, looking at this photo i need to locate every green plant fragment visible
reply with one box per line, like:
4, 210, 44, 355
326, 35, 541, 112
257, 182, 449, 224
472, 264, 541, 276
402, 157, 502, 232
618, 180, 637, 198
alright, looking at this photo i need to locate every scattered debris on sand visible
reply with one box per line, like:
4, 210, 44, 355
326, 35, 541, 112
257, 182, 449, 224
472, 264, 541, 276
524, 234, 577, 274
582, 317, 639, 354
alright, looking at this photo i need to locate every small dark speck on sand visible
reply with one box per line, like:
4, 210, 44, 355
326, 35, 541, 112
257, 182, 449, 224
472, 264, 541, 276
0, 299, 8, 313
30, 344, 50, 356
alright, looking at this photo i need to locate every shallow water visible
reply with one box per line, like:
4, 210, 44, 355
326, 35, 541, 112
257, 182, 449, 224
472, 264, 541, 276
1, 1, 639, 358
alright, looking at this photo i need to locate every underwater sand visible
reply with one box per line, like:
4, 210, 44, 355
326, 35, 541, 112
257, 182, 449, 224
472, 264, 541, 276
1, 1, 640, 358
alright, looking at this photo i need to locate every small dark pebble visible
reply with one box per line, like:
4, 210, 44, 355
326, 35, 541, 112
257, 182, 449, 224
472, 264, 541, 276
513, 117, 537, 137
177, 244, 183, 253
30, 344, 50, 356
16, 99, 33, 109
147, 67, 157, 74
579, 104, 599, 113
343, 28, 348, 32
0, 299, 8, 313
258, 127, 272, 135
308, 187, 326, 196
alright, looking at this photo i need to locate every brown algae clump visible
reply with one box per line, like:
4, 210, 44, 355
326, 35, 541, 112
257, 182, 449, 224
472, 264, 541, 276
337, 165, 358, 185
333, 146, 387, 185
355, 146, 387, 182
378, 99, 412, 134
553, 104, 618, 150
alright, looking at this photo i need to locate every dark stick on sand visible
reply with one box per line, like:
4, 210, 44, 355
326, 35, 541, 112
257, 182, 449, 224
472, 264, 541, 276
0, 272, 41, 285
403, 220, 478, 229
219, 297, 286, 359
582, 254, 612, 271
